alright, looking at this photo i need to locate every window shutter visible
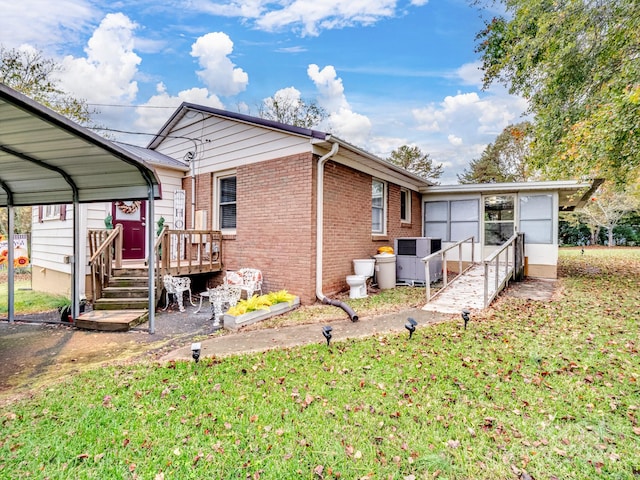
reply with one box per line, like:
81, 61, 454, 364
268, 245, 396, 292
38, 206, 43, 223
59, 205, 67, 221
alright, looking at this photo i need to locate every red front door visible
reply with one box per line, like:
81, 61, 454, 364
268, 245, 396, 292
112, 201, 146, 260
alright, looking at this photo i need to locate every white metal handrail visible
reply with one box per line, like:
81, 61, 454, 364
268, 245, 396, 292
422, 236, 475, 303
483, 233, 518, 308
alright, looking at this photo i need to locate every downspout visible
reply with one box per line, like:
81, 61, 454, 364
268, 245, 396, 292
315, 141, 358, 322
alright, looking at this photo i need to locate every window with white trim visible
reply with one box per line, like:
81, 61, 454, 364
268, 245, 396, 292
400, 188, 411, 223
519, 194, 553, 244
39, 204, 67, 222
218, 175, 236, 231
372, 179, 386, 234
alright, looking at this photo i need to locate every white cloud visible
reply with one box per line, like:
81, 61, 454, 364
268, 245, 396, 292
0, 0, 96, 50
134, 82, 224, 132
307, 64, 371, 146
258, 0, 397, 36
191, 0, 422, 37
57, 13, 141, 103
412, 91, 526, 137
448, 134, 463, 146
190, 32, 249, 97
456, 61, 484, 87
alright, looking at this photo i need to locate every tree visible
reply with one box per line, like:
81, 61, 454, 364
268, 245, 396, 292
258, 87, 326, 128
1, 45, 90, 125
577, 186, 639, 247
476, 0, 640, 186
387, 145, 443, 183
1, 46, 92, 237
458, 122, 533, 184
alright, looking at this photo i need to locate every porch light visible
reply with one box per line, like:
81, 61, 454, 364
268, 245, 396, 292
461, 310, 471, 330
405, 317, 417, 339
322, 326, 333, 346
191, 342, 201, 362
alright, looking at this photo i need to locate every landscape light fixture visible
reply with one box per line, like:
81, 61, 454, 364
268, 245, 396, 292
461, 310, 471, 330
191, 342, 201, 363
405, 317, 418, 339
322, 326, 333, 346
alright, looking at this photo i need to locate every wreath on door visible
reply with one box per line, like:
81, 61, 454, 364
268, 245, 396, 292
116, 201, 141, 214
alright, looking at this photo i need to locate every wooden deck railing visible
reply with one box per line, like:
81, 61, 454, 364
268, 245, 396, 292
88, 224, 123, 302
483, 233, 524, 308
422, 236, 476, 303
155, 228, 223, 279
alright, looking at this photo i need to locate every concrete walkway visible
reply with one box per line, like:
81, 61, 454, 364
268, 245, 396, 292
161, 308, 453, 362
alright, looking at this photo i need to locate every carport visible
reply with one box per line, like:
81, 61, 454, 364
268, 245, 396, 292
0, 83, 161, 332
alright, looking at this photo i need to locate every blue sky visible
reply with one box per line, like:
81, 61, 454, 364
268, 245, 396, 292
1, 0, 526, 183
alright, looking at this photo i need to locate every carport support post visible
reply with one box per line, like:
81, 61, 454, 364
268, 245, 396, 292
72, 199, 80, 320
147, 190, 155, 334
7, 205, 15, 322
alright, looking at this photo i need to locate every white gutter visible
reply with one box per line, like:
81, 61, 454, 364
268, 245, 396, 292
315, 141, 358, 321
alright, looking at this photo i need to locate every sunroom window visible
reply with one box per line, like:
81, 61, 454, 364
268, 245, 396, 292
484, 195, 515, 245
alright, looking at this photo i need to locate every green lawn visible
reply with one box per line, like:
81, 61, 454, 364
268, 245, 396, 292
0, 276, 69, 315
1, 248, 639, 478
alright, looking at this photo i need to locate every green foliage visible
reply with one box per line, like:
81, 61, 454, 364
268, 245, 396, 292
387, 144, 443, 182
226, 294, 273, 317
0, 206, 32, 237
1, 250, 639, 477
458, 122, 533, 183
265, 289, 296, 306
0, 279, 69, 315
476, 0, 640, 185
0, 45, 91, 125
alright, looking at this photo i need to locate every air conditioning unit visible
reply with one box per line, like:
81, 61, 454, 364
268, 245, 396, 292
394, 237, 442, 285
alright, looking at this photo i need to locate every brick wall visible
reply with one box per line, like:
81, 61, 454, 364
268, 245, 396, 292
223, 153, 317, 303
321, 162, 422, 296
188, 154, 423, 304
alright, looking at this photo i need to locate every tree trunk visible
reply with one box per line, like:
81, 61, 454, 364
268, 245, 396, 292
608, 226, 614, 247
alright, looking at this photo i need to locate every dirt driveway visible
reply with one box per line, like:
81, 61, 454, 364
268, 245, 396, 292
0, 305, 215, 405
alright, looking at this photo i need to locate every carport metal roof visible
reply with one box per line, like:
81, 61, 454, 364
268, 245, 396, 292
0, 83, 161, 207
0, 83, 161, 332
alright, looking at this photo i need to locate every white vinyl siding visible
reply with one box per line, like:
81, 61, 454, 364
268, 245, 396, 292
154, 115, 311, 173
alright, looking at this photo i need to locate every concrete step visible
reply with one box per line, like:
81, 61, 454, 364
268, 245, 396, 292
101, 286, 149, 299
93, 297, 150, 310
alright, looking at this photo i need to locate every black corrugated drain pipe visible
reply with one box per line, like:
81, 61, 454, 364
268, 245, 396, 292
321, 296, 358, 322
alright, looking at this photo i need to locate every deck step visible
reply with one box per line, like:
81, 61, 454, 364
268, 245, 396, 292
75, 309, 148, 331
101, 286, 149, 299
93, 297, 150, 310
108, 276, 149, 288
111, 267, 148, 277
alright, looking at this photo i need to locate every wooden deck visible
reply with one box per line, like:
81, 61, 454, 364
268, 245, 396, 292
422, 263, 509, 314
74, 310, 148, 332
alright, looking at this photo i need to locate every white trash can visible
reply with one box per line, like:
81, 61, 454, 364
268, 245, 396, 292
374, 253, 396, 289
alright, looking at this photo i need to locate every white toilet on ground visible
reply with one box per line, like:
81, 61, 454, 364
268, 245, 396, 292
346, 259, 376, 299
